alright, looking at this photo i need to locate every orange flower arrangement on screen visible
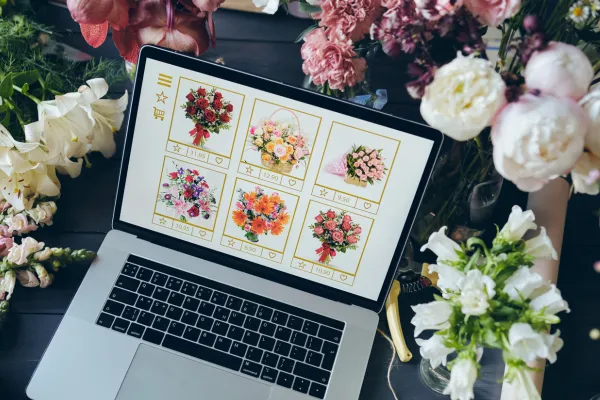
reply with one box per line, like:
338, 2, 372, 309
232, 186, 290, 243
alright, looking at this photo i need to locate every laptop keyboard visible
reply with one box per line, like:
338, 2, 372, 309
96, 255, 344, 399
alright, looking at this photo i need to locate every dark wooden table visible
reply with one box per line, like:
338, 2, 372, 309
1, 5, 599, 400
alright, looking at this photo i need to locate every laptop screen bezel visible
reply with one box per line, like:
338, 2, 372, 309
113, 45, 443, 313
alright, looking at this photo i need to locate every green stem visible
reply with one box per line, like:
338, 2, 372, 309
473, 137, 486, 166
3, 98, 26, 125
12, 85, 41, 104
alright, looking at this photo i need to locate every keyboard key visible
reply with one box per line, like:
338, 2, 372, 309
275, 326, 292, 342
103, 299, 124, 316
138, 282, 155, 297
302, 321, 319, 336
96, 312, 115, 328
152, 316, 169, 332
321, 341, 338, 371
181, 311, 199, 326
152, 287, 170, 302
258, 336, 275, 352
166, 306, 183, 321
137, 311, 155, 327
291, 331, 307, 347
309, 382, 327, 399
112, 318, 129, 333
142, 328, 164, 345
242, 331, 260, 346
210, 291, 228, 306
261, 351, 279, 368
168, 321, 185, 337
212, 321, 229, 336
122, 306, 140, 321
195, 286, 212, 301
214, 307, 230, 322
274, 341, 291, 357
162, 335, 242, 372
246, 347, 263, 362
226, 296, 243, 311
136, 267, 153, 282
110, 287, 137, 306
230, 341, 248, 358
199, 301, 215, 316
259, 321, 276, 337
294, 361, 331, 385
244, 316, 260, 331
241, 360, 262, 378
115, 275, 140, 292
227, 325, 245, 341
293, 377, 310, 394
272, 311, 288, 326
215, 336, 232, 352
318, 326, 342, 344
166, 277, 183, 292
135, 295, 153, 311
127, 323, 145, 338
276, 372, 294, 388
307, 336, 323, 352
199, 331, 217, 347
306, 351, 323, 367
151, 272, 168, 286
121, 263, 138, 277
256, 306, 273, 321
167, 292, 185, 307
229, 312, 246, 327
150, 300, 168, 316
277, 357, 295, 373
287, 316, 303, 330
183, 326, 201, 342
181, 282, 198, 296
241, 301, 258, 316
260, 367, 278, 383
196, 315, 214, 331
183, 296, 200, 312
290, 346, 307, 362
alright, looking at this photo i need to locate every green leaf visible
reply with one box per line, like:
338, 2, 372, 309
298, 2, 321, 13
0, 73, 14, 98
11, 71, 40, 87
21, 83, 29, 95
295, 24, 318, 43
1, 112, 9, 127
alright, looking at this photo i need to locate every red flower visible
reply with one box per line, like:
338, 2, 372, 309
326, 210, 336, 219
193, 170, 199, 175
197, 98, 209, 109
204, 109, 216, 123
184, 189, 194, 198
203, 130, 211, 139
225, 104, 234, 113
195, 123, 203, 130
213, 98, 223, 109
341, 221, 351, 231
185, 175, 193, 183
187, 206, 200, 218
201, 181, 209, 188
186, 93, 195, 102
214, 91, 223, 99
197, 87, 207, 97
219, 113, 230, 123
186, 105, 197, 115
169, 172, 178, 179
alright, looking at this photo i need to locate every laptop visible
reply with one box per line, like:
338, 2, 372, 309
27, 45, 442, 400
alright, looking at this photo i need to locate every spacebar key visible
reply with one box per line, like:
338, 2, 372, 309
162, 335, 243, 372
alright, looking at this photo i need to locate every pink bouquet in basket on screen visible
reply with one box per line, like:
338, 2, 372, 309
182, 86, 234, 147
309, 210, 362, 265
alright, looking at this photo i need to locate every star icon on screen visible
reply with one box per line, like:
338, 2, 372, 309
246, 166, 254, 174
173, 144, 182, 153
298, 261, 307, 269
156, 91, 169, 104
319, 188, 328, 197
159, 217, 167, 225
228, 239, 236, 247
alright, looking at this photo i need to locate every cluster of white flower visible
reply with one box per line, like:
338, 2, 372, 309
568, 0, 600, 25
413, 206, 568, 400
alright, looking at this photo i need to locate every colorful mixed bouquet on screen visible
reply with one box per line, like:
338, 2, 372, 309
309, 210, 361, 264
232, 187, 290, 243
160, 165, 218, 222
183, 86, 234, 147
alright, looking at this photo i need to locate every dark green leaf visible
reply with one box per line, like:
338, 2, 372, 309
21, 83, 29, 94
298, 2, 321, 13
295, 24, 318, 43
0, 73, 14, 98
11, 71, 40, 87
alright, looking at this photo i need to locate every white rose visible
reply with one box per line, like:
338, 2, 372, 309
7, 237, 45, 266
498, 206, 537, 242
525, 42, 593, 100
571, 152, 600, 195
420, 226, 461, 265
529, 284, 570, 315
253, 0, 280, 14
508, 323, 548, 363
443, 356, 477, 400
502, 266, 544, 302
411, 301, 453, 337
492, 95, 587, 192
428, 264, 465, 297
458, 270, 495, 316
525, 227, 558, 260
543, 330, 564, 364
415, 334, 455, 368
420, 53, 506, 141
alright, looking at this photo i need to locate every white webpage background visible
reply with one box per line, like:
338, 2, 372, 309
120, 58, 434, 301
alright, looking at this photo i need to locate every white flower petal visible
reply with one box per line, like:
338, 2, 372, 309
416, 335, 454, 368
420, 226, 461, 264
443, 357, 477, 400
508, 323, 549, 363
499, 206, 537, 242
502, 267, 545, 301
525, 227, 558, 260
411, 301, 453, 337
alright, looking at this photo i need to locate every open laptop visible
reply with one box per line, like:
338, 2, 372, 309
27, 45, 442, 400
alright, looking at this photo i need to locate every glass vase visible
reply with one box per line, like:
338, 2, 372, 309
419, 358, 451, 395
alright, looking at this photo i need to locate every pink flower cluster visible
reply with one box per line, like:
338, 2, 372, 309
346, 145, 386, 183
313, 0, 382, 42
310, 210, 362, 264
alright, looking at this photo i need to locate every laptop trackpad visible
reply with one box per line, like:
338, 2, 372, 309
116, 344, 273, 400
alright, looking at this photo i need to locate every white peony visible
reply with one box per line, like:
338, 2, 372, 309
580, 86, 600, 157
415, 334, 455, 368
7, 237, 45, 266
420, 226, 461, 265
525, 227, 558, 260
498, 206, 537, 242
443, 356, 478, 400
571, 152, 600, 195
411, 301, 453, 337
492, 95, 588, 192
458, 269, 495, 316
508, 323, 548, 363
428, 263, 465, 297
502, 266, 544, 302
253, 0, 280, 13
529, 284, 570, 315
543, 330, 564, 364
420, 53, 506, 141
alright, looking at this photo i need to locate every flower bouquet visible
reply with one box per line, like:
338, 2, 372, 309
345, 145, 386, 187
249, 117, 311, 174
182, 86, 234, 147
309, 210, 361, 264
231, 187, 290, 243
414, 206, 567, 400
159, 165, 217, 222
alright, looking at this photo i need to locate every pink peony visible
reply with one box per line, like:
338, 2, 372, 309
347, 235, 358, 244
324, 220, 337, 230
332, 231, 345, 243
463, 0, 520, 27
313, 0, 381, 42
314, 226, 325, 235
315, 215, 324, 223
354, 226, 362, 234
341, 221, 351, 231
301, 28, 367, 92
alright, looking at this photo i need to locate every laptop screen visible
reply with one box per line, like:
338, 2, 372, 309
119, 57, 435, 302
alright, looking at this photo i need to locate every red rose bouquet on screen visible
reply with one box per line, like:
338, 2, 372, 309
232, 186, 290, 243
309, 210, 361, 265
182, 86, 234, 147
159, 164, 217, 222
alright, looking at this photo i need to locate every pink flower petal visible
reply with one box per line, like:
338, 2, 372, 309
80, 22, 109, 48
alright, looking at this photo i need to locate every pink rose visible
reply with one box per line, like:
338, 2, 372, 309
341, 221, 351, 231
274, 144, 287, 158
244, 224, 251, 232
358, 151, 364, 156
314, 226, 324, 235
354, 161, 360, 167
324, 220, 337, 230
347, 235, 358, 244
326, 210, 336, 219
343, 214, 352, 222
356, 170, 363, 176
250, 126, 256, 135
236, 202, 244, 210
332, 231, 344, 243
362, 156, 369, 161
315, 215, 324, 223
273, 130, 282, 137
360, 175, 368, 181
313, 0, 381, 41
247, 201, 254, 210
354, 226, 362, 234
352, 153, 359, 158
464, 0, 521, 27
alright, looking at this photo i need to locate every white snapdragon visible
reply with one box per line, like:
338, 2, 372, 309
411, 301, 453, 337
498, 206, 537, 242
508, 323, 549, 363
443, 356, 478, 400
525, 227, 558, 260
7, 237, 45, 266
458, 269, 496, 316
502, 266, 544, 302
421, 226, 461, 265
0, 270, 16, 300
415, 334, 455, 368
16, 269, 40, 288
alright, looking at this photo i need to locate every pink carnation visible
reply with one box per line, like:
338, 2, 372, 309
313, 0, 381, 41
314, 226, 325, 235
